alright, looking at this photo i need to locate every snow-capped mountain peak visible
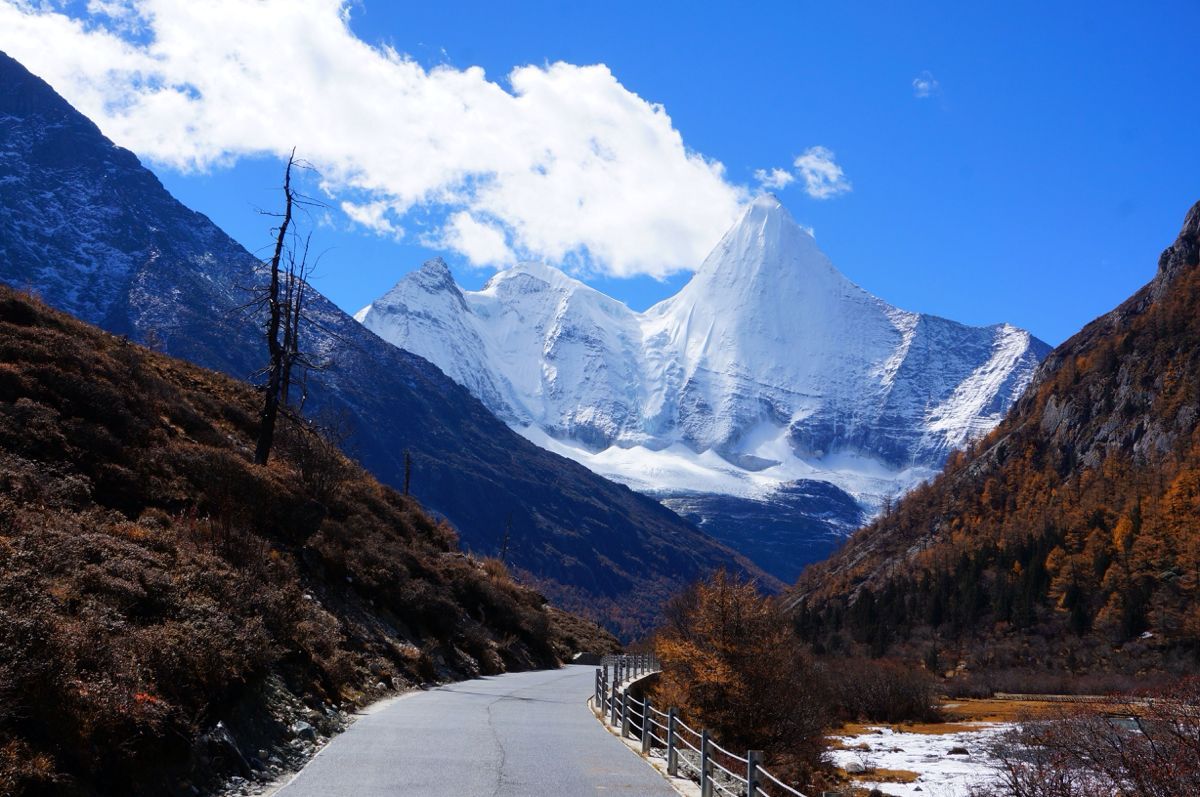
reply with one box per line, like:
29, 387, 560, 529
671, 192, 838, 293
644, 194, 901, 422
360, 194, 1048, 479
410, 256, 463, 296
357, 196, 1050, 580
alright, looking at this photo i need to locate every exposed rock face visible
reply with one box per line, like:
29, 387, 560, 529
1025, 199, 1200, 471
1152, 199, 1200, 296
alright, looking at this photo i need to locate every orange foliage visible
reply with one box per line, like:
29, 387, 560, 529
654, 571, 828, 779
794, 227, 1200, 673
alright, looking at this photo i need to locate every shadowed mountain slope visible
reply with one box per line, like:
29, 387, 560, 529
0, 51, 774, 636
0, 283, 626, 795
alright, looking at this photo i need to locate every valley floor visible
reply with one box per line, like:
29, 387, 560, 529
830, 722, 1012, 797
829, 697, 1087, 797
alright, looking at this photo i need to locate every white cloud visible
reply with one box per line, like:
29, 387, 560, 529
0, 0, 746, 278
440, 211, 513, 266
793, 146, 851, 199
912, 70, 940, 99
340, 200, 403, 239
753, 167, 795, 190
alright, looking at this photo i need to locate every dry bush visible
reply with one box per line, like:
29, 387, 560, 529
275, 411, 355, 508
481, 556, 511, 581
973, 677, 1200, 797
822, 657, 942, 723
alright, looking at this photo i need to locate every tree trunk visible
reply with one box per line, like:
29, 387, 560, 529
254, 152, 295, 466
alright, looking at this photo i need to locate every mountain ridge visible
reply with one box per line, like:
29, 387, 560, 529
791, 200, 1200, 673
0, 50, 773, 636
359, 194, 1051, 580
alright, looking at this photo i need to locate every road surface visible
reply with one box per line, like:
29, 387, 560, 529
275, 664, 675, 796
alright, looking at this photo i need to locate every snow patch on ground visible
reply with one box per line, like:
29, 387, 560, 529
829, 724, 1012, 797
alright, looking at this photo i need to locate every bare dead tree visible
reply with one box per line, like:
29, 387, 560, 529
253, 150, 324, 466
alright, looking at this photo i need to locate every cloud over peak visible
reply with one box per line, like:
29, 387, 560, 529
793, 146, 852, 199
0, 0, 746, 277
753, 167, 796, 190
754, 146, 852, 200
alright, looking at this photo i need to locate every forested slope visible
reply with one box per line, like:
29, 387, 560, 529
793, 202, 1200, 677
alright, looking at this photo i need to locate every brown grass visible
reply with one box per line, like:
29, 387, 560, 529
942, 697, 1071, 723
833, 697, 1065, 740
863, 768, 920, 783
0, 286, 615, 796
834, 720, 987, 737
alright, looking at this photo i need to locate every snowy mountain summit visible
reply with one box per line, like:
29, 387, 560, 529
359, 195, 1050, 579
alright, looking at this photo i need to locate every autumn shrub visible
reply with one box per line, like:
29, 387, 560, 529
654, 571, 831, 781
822, 657, 942, 723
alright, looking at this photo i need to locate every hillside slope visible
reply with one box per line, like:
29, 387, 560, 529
0, 284, 622, 796
0, 51, 773, 634
793, 201, 1200, 675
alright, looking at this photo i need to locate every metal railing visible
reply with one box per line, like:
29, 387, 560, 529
593, 654, 811, 797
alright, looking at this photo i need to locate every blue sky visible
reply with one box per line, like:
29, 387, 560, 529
3, 1, 1198, 344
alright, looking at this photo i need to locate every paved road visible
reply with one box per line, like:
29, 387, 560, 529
275, 665, 675, 796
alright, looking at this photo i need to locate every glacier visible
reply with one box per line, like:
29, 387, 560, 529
358, 195, 1051, 580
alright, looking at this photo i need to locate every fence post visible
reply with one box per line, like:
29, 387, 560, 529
666, 708, 678, 776
700, 728, 711, 797
610, 679, 619, 726
621, 690, 630, 737
747, 750, 763, 797
641, 696, 653, 754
